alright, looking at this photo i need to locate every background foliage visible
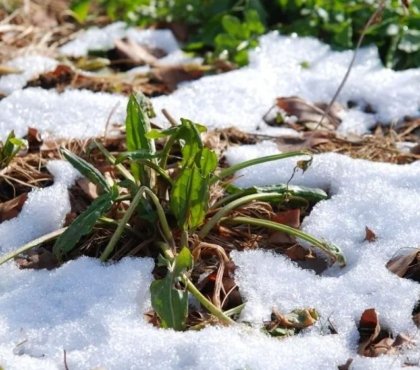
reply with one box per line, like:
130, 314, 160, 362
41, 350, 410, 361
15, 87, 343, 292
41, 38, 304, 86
72, 0, 420, 69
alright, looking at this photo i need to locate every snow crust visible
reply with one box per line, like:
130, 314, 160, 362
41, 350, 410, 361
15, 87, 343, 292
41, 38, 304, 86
153, 32, 420, 134
60, 22, 180, 57
0, 55, 58, 95
0, 161, 80, 252
0, 88, 127, 140
227, 144, 420, 368
0, 28, 419, 369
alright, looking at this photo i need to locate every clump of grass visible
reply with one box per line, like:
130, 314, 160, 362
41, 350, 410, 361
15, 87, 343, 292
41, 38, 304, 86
0, 131, 26, 171
1, 94, 345, 330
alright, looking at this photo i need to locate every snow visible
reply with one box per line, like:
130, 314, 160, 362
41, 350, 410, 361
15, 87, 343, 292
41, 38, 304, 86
153, 32, 420, 134
0, 55, 58, 95
0, 26, 419, 369
0, 160, 80, 252
60, 22, 184, 60
0, 88, 127, 140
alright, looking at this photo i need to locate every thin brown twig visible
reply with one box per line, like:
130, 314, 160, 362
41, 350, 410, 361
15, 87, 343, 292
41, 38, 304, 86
314, 0, 386, 131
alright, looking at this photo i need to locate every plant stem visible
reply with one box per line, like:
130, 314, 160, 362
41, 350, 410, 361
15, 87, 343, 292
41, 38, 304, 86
183, 276, 235, 325
101, 186, 175, 261
0, 227, 67, 266
155, 242, 234, 325
223, 216, 346, 267
210, 151, 309, 185
198, 192, 287, 239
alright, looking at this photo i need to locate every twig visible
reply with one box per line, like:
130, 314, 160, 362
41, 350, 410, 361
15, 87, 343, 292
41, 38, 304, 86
314, 0, 386, 131
162, 109, 178, 127
63, 349, 69, 370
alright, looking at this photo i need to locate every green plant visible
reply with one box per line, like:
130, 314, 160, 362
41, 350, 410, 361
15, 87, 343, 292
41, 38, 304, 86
0, 131, 26, 170
71, 0, 418, 69
1, 94, 345, 330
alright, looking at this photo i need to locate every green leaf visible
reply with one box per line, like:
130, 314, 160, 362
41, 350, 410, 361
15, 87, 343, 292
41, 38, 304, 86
125, 94, 155, 183
61, 147, 110, 192
150, 247, 192, 330
70, 0, 90, 22
0, 131, 27, 168
227, 184, 328, 203
116, 150, 159, 163
53, 187, 118, 259
171, 166, 208, 230
199, 148, 218, 177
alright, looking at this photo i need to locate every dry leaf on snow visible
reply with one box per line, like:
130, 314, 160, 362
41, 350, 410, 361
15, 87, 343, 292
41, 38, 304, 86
0, 193, 28, 222
364, 226, 377, 242
386, 248, 420, 282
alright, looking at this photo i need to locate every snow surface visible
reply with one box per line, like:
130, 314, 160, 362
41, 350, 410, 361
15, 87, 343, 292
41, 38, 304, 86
0, 55, 58, 95
60, 22, 182, 60
0, 160, 80, 252
0, 27, 419, 369
153, 32, 420, 134
0, 88, 127, 140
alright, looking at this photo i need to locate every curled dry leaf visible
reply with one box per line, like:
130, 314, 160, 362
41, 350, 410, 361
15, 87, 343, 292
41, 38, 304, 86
269, 209, 300, 245
151, 64, 204, 91
0, 193, 28, 222
338, 358, 353, 370
273, 96, 342, 130
265, 308, 319, 338
364, 226, 377, 242
386, 248, 420, 282
358, 308, 411, 357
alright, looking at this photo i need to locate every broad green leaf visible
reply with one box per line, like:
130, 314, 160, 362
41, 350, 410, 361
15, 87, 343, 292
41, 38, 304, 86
125, 94, 155, 183
178, 119, 204, 168
53, 187, 117, 259
150, 247, 192, 330
199, 148, 218, 177
116, 150, 159, 163
61, 147, 110, 192
171, 166, 209, 230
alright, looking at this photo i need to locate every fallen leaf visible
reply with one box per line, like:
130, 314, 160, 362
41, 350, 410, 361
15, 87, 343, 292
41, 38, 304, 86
364, 226, 377, 242
357, 308, 410, 357
76, 178, 99, 200
26, 64, 74, 90
272, 208, 301, 228
386, 248, 420, 281
274, 96, 342, 130
152, 64, 204, 91
338, 358, 353, 370
0, 193, 28, 222
16, 248, 59, 270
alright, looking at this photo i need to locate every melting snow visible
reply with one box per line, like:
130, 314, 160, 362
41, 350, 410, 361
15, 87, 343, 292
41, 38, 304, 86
0, 55, 57, 95
0, 161, 80, 252
0, 26, 419, 369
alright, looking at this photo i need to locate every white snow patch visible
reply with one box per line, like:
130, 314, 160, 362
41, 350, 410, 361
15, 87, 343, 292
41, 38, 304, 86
226, 145, 420, 368
0, 55, 58, 95
60, 22, 182, 59
0, 160, 80, 252
0, 88, 127, 140
153, 32, 420, 134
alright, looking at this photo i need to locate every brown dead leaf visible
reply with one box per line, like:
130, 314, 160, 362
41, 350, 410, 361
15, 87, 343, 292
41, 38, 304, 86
275, 96, 342, 130
338, 358, 353, 370
26, 64, 74, 90
357, 308, 410, 357
358, 308, 381, 355
364, 226, 377, 242
76, 178, 99, 200
16, 248, 59, 270
386, 248, 420, 281
285, 244, 309, 261
272, 208, 301, 228
152, 64, 204, 91
0, 193, 28, 222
